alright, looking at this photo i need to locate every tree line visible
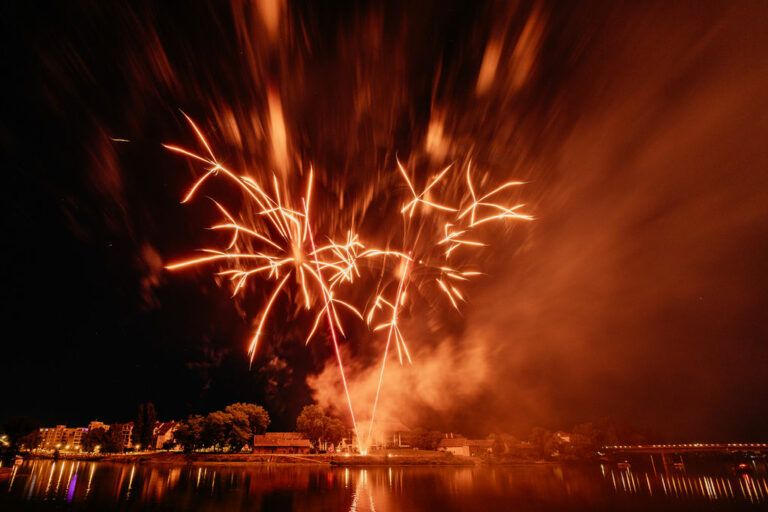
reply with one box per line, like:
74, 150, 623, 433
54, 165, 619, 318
1, 402, 346, 455
493, 417, 664, 461
3, 405, 658, 460
173, 404, 350, 452
295, 405, 349, 450
174, 403, 270, 452
82, 425, 127, 453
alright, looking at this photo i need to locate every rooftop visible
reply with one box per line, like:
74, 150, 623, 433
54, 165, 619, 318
253, 433, 311, 448
438, 438, 494, 448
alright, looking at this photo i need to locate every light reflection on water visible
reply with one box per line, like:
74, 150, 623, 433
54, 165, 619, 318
603, 465, 767, 506
1, 459, 766, 511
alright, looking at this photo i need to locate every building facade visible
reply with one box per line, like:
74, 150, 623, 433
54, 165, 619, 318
153, 421, 178, 449
37, 421, 134, 451
38, 425, 89, 450
437, 438, 494, 456
252, 433, 312, 454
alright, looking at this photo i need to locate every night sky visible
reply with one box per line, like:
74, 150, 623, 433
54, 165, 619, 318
2, 1, 767, 441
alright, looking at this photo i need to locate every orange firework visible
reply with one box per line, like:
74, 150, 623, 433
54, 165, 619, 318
163, 113, 531, 452
361, 159, 531, 447
163, 114, 363, 361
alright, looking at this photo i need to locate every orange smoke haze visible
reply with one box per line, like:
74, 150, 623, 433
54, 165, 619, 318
309, 2, 768, 440
4, 1, 767, 441
308, 335, 491, 435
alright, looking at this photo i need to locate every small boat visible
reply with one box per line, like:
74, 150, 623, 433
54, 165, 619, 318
13, 455, 23, 467
617, 461, 631, 470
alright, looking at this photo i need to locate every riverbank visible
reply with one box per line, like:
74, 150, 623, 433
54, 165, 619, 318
25, 450, 479, 466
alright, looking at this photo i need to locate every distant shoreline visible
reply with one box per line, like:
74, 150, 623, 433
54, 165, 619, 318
23, 451, 530, 467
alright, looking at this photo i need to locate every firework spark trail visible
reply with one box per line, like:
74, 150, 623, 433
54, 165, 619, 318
163, 116, 333, 359
303, 197, 363, 453
248, 272, 291, 364
162, 115, 366, 449
358, 162, 531, 444
163, 114, 531, 449
365, 257, 410, 449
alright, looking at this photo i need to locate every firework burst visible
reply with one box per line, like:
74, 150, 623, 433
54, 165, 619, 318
164, 113, 531, 452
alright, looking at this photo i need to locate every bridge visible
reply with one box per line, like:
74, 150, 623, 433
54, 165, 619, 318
601, 443, 768, 474
602, 443, 768, 455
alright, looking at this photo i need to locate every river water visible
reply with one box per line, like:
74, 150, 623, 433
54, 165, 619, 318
1, 459, 766, 511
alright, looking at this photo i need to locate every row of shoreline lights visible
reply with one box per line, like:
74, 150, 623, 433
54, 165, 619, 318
40, 442, 372, 454
604, 443, 768, 449
43, 443, 144, 452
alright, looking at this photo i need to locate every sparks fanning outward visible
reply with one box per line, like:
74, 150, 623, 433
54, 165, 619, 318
163, 114, 531, 451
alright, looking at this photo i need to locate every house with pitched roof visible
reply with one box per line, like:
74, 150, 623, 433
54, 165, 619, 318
437, 437, 494, 456
153, 421, 179, 449
252, 432, 312, 454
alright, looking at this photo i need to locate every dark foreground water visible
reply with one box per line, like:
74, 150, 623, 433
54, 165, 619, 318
1, 459, 766, 511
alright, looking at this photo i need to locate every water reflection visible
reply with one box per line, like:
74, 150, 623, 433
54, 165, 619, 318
603, 465, 767, 505
1, 460, 765, 511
